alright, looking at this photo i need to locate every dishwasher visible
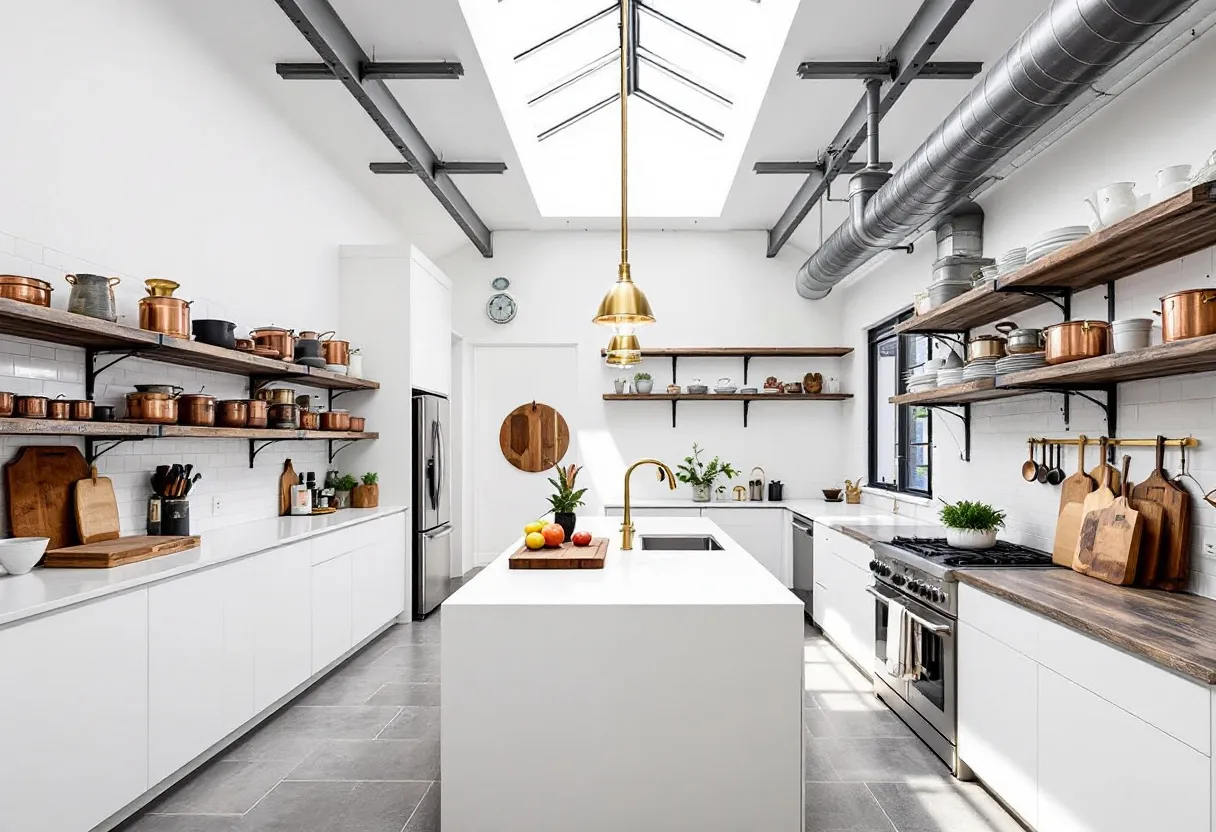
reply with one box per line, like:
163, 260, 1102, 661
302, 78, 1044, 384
791, 515, 813, 615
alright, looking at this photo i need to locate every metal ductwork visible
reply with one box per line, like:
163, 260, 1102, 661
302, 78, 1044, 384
795, 0, 1199, 300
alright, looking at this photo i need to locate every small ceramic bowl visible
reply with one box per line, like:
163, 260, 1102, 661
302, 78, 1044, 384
324, 364, 349, 375
0, 537, 49, 575
822, 489, 843, 502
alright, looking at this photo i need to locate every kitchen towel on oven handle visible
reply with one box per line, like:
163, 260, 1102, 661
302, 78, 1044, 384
885, 598, 906, 678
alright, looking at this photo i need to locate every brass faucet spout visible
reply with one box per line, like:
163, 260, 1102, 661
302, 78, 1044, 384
621, 458, 677, 550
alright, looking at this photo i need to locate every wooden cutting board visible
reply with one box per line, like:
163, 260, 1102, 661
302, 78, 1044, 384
1058, 434, 1095, 510
1130, 436, 1191, 591
499, 402, 570, 473
1053, 502, 1086, 567
42, 535, 200, 568
75, 466, 120, 544
1082, 457, 1142, 586
1073, 446, 1116, 573
279, 459, 297, 517
1131, 497, 1165, 586
5, 446, 90, 552
1088, 440, 1122, 500
509, 538, 608, 569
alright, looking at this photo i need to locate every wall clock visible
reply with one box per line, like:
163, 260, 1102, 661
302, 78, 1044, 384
487, 292, 517, 324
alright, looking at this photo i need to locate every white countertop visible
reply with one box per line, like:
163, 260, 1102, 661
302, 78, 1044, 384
603, 496, 919, 528
0, 506, 409, 628
447, 516, 803, 608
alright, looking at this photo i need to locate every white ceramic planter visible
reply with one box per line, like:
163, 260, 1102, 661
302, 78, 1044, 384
635, 379, 653, 394
691, 484, 711, 503
945, 528, 998, 550
1112, 318, 1153, 353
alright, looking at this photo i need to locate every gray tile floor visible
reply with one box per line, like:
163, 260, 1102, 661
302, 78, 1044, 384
122, 602, 1020, 832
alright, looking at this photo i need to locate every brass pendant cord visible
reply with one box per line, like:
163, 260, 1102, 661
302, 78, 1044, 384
619, 0, 629, 275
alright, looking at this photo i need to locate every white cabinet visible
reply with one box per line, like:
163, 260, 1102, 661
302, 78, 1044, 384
352, 523, 407, 643
1038, 668, 1209, 832
253, 541, 313, 711
702, 508, 790, 585
410, 252, 452, 396
957, 622, 1038, 827
312, 552, 354, 672
0, 590, 149, 832
811, 531, 874, 673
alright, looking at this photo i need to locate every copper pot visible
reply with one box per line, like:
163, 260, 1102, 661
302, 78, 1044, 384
16, 395, 49, 419
48, 398, 71, 421
321, 338, 350, 366
268, 403, 299, 429
300, 410, 320, 430
139, 295, 192, 338
126, 391, 178, 424
1044, 320, 1111, 365
967, 334, 1007, 362
256, 387, 296, 405
0, 391, 13, 417
178, 393, 216, 427
247, 399, 269, 428
1158, 289, 1216, 342
68, 400, 94, 421
235, 338, 255, 351
0, 275, 53, 307
251, 327, 295, 360
217, 400, 249, 428
349, 416, 366, 432
320, 410, 350, 431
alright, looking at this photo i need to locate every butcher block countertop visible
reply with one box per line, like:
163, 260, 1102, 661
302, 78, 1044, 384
957, 568, 1216, 685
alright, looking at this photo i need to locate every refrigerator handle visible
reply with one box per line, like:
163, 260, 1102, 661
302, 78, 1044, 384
428, 419, 439, 511
426, 526, 454, 540
435, 418, 445, 514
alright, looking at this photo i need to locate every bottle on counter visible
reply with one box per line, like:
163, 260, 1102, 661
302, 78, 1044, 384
306, 472, 317, 509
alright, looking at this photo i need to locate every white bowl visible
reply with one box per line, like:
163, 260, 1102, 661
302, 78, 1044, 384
324, 364, 348, 375
0, 537, 49, 575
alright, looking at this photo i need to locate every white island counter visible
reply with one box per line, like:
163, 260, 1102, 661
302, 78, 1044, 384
442, 516, 804, 832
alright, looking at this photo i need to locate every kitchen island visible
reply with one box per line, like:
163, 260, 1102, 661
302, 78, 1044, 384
442, 515, 804, 831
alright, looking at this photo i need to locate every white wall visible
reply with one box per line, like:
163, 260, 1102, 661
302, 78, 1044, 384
0, 0, 401, 534
836, 34, 1216, 596
442, 230, 852, 560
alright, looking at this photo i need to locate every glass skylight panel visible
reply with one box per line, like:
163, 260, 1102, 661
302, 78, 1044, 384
637, 5, 743, 97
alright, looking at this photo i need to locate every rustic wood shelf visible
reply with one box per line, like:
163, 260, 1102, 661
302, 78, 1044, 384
1000, 332, 1216, 389
598, 346, 854, 358
604, 391, 852, 428
0, 417, 159, 437
140, 337, 380, 391
897, 181, 1216, 335
159, 425, 300, 440
889, 379, 1022, 406
0, 297, 160, 349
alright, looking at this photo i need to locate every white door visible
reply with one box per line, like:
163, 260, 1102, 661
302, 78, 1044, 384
471, 344, 579, 562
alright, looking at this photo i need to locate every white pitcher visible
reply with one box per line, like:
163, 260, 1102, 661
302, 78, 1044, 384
1152, 165, 1192, 204
1084, 182, 1138, 229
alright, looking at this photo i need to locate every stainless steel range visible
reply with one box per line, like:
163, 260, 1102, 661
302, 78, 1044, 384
866, 536, 1055, 777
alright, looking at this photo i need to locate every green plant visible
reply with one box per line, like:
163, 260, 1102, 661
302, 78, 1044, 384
361, 472, 379, 486
938, 500, 1006, 531
675, 443, 739, 489
335, 474, 359, 492
546, 463, 588, 515
634, 372, 652, 382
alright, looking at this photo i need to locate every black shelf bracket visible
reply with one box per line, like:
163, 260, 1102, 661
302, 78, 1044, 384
924, 403, 971, 462
993, 284, 1072, 320
248, 438, 291, 469
328, 438, 362, 463
670, 356, 678, 386
671, 399, 677, 428
1060, 386, 1119, 457
86, 347, 157, 400
85, 437, 147, 465
744, 400, 751, 427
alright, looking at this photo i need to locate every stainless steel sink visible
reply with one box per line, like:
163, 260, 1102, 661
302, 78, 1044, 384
638, 535, 724, 551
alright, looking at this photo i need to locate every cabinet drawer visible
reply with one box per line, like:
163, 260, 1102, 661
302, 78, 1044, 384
815, 525, 873, 570
604, 507, 702, 518
957, 584, 1038, 660
311, 522, 373, 565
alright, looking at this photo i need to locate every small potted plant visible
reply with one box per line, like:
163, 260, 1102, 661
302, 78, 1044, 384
333, 474, 358, 509
546, 463, 587, 540
633, 372, 653, 394
352, 472, 380, 508
938, 499, 1006, 549
676, 443, 739, 503
614, 377, 628, 394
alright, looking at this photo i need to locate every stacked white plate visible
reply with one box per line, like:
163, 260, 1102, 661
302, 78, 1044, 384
998, 247, 1027, 275
962, 357, 999, 380
714, 386, 738, 394
936, 368, 965, 388
1026, 226, 1090, 263
995, 352, 1047, 374
906, 372, 938, 393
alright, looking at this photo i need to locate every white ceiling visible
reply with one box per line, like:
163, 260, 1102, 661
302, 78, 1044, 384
161, 0, 1050, 261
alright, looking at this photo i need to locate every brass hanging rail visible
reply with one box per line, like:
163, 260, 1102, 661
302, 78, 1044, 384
1028, 436, 1200, 448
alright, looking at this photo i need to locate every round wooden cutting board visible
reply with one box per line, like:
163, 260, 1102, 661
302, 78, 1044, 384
499, 401, 570, 473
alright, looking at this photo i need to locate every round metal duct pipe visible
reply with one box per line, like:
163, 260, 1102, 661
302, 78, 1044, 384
795, 0, 1199, 300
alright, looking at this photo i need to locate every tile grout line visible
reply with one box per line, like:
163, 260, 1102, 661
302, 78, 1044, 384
864, 782, 900, 831
373, 706, 406, 739
398, 780, 434, 832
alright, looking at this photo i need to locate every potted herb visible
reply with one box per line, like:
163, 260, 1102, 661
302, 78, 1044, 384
676, 443, 739, 503
938, 499, 1006, 549
634, 371, 653, 394
352, 472, 380, 508
333, 474, 358, 509
546, 463, 587, 540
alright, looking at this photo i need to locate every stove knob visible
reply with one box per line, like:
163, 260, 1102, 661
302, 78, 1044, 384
868, 559, 879, 573
907, 579, 921, 593
919, 585, 931, 598
879, 564, 892, 576
930, 589, 942, 603
891, 574, 905, 587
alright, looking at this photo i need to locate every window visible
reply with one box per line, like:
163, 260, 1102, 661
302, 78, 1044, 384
868, 310, 932, 497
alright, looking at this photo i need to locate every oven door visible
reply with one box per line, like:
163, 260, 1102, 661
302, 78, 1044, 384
867, 582, 956, 744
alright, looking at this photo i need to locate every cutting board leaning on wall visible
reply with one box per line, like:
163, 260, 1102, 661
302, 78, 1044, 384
5, 446, 91, 551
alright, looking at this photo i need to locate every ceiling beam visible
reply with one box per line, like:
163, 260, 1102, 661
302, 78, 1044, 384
754, 161, 892, 175
272, 0, 492, 257
766, 0, 977, 257
370, 162, 508, 175
796, 60, 982, 80
276, 61, 465, 80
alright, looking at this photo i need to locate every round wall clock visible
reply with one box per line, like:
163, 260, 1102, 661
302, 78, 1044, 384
487, 292, 517, 324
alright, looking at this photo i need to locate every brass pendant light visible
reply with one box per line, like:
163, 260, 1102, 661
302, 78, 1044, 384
604, 333, 642, 367
593, 0, 655, 329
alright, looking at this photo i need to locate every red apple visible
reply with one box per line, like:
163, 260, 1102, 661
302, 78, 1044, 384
571, 531, 592, 547
541, 523, 566, 548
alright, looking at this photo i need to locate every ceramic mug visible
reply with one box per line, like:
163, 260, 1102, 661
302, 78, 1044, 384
1153, 165, 1192, 204
1084, 182, 1138, 229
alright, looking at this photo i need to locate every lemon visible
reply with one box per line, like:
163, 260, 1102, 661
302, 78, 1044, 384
524, 521, 545, 535
525, 532, 546, 550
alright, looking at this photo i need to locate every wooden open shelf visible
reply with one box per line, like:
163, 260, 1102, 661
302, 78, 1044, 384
0, 297, 159, 349
604, 393, 852, 402
598, 346, 854, 358
897, 182, 1216, 335
137, 337, 380, 391
890, 379, 1018, 406
0, 417, 159, 437
153, 425, 379, 441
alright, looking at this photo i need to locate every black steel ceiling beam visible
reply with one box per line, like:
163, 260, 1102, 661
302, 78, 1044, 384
273, 0, 492, 257
766, 0, 977, 257
796, 60, 982, 80
276, 61, 465, 80
370, 162, 508, 175
754, 160, 892, 175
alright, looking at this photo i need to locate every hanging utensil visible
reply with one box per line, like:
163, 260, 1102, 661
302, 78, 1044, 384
1046, 444, 1066, 486
1021, 440, 1038, 482
1036, 442, 1051, 484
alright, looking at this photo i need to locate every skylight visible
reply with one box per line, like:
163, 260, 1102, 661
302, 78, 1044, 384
459, 0, 799, 217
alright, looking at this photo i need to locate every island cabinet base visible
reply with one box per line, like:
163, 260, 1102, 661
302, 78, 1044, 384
441, 603, 804, 831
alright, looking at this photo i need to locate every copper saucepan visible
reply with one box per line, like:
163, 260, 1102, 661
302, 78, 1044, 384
139, 295, 192, 338
256, 387, 296, 405
217, 400, 249, 428
126, 391, 179, 423
321, 337, 350, 366
178, 393, 216, 427
0, 275, 53, 306
250, 327, 295, 360
967, 334, 1007, 362
247, 399, 269, 428
16, 395, 49, 419
1157, 289, 1216, 342
1044, 320, 1111, 365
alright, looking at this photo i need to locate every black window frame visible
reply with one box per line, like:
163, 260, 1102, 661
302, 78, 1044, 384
867, 309, 933, 499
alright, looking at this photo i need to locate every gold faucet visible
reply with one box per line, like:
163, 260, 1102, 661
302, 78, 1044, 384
621, 458, 677, 550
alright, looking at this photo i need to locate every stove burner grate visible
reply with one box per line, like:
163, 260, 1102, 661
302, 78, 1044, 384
888, 537, 1053, 568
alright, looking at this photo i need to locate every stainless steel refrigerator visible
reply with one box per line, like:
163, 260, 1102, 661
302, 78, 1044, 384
413, 393, 452, 618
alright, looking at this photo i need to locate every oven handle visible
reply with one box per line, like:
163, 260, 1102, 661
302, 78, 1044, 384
865, 585, 953, 636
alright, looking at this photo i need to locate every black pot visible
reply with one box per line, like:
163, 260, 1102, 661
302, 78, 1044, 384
555, 512, 577, 541
93, 405, 117, 422
295, 338, 323, 360
193, 319, 236, 349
